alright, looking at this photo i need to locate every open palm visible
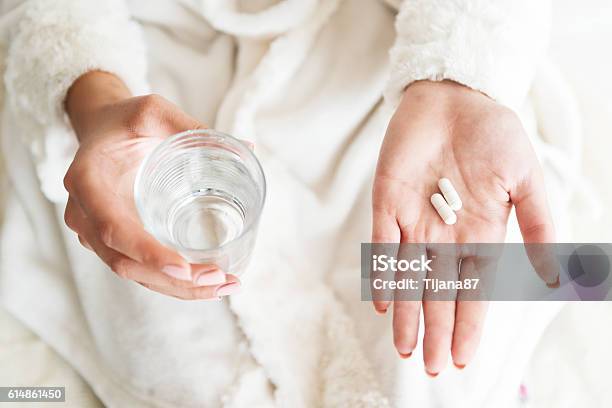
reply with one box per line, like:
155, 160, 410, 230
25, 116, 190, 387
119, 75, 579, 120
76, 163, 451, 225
371, 80, 557, 375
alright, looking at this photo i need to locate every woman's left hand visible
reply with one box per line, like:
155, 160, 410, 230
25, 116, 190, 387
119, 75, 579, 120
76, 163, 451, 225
371, 80, 557, 375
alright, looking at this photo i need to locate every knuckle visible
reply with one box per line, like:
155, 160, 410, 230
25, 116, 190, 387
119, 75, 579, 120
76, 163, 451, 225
171, 293, 191, 301
427, 319, 455, 337
169, 290, 195, 301
441, 321, 457, 336
63, 166, 89, 196
522, 222, 549, 238
167, 277, 197, 289
137, 94, 165, 114
63, 161, 82, 193
127, 94, 165, 133
64, 162, 95, 197
110, 258, 130, 279
189, 287, 211, 300
185, 289, 202, 301
97, 221, 115, 247
140, 93, 165, 106
63, 172, 73, 193
64, 207, 77, 231
454, 319, 479, 336
138, 249, 158, 268
77, 235, 91, 250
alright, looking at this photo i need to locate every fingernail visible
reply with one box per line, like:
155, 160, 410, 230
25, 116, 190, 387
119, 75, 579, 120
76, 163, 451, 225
195, 269, 226, 286
399, 351, 412, 359
374, 307, 387, 315
215, 282, 241, 297
162, 265, 191, 281
454, 362, 466, 369
425, 370, 439, 378
546, 276, 560, 289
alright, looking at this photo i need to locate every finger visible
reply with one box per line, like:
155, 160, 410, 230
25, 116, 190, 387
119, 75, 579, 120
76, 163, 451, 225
75, 218, 134, 280
392, 242, 426, 358
191, 264, 227, 286
393, 299, 420, 358
111, 255, 224, 288
512, 170, 555, 243
64, 197, 85, 234
82, 228, 226, 288
142, 274, 241, 301
422, 245, 459, 376
72, 186, 191, 280
139, 283, 220, 301
101, 253, 226, 289
241, 140, 255, 151
371, 207, 400, 314
78, 235, 93, 250
67, 198, 138, 279
65, 197, 95, 251
512, 170, 559, 286
74, 208, 225, 288
452, 257, 488, 369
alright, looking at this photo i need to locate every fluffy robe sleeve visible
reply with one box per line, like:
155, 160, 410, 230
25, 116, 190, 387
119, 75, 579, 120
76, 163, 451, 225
385, 0, 552, 111
3, 0, 148, 201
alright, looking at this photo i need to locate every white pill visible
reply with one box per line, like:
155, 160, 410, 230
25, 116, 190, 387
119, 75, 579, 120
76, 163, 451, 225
438, 178, 462, 211
431, 193, 457, 225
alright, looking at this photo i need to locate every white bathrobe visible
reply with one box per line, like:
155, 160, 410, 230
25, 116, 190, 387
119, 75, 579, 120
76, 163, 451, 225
0, 0, 578, 407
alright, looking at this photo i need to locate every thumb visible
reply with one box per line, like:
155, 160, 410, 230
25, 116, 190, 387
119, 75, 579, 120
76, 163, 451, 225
512, 169, 560, 287
371, 206, 400, 314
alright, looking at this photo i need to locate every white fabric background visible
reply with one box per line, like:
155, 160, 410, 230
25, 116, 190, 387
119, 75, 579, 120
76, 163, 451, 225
0, 0, 611, 407
522, 1, 612, 407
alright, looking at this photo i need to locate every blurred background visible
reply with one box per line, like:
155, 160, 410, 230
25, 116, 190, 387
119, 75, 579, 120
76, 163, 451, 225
0, 1, 611, 407
553, 0, 612, 242
523, 1, 612, 407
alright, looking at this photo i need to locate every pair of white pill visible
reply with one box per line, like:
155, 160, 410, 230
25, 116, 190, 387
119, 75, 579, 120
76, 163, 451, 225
430, 178, 462, 225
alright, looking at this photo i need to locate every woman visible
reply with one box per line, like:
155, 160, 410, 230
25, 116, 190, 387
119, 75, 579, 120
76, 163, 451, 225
0, 0, 569, 406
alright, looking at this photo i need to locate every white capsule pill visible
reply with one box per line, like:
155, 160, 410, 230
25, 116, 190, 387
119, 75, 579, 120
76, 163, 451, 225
438, 178, 462, 211
431, 193, 457, 225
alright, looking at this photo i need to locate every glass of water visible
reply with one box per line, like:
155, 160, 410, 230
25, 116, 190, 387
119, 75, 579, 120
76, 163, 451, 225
134, 129, 266, 274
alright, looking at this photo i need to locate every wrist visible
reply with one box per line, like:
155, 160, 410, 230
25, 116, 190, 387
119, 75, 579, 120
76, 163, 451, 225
402, 80, 499, 117
405, 80, 486, 100
65, 71, 131, 138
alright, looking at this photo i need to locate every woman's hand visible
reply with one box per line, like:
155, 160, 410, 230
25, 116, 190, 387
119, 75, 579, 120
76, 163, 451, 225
63, 71, 240, 300
372, 80, 556, 374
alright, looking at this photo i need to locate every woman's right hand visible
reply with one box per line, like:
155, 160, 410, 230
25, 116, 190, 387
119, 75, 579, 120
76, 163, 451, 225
63, 71, 241, 300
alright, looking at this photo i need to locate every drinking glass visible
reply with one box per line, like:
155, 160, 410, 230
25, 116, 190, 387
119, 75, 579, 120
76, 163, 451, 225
134, 129, 266, 274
